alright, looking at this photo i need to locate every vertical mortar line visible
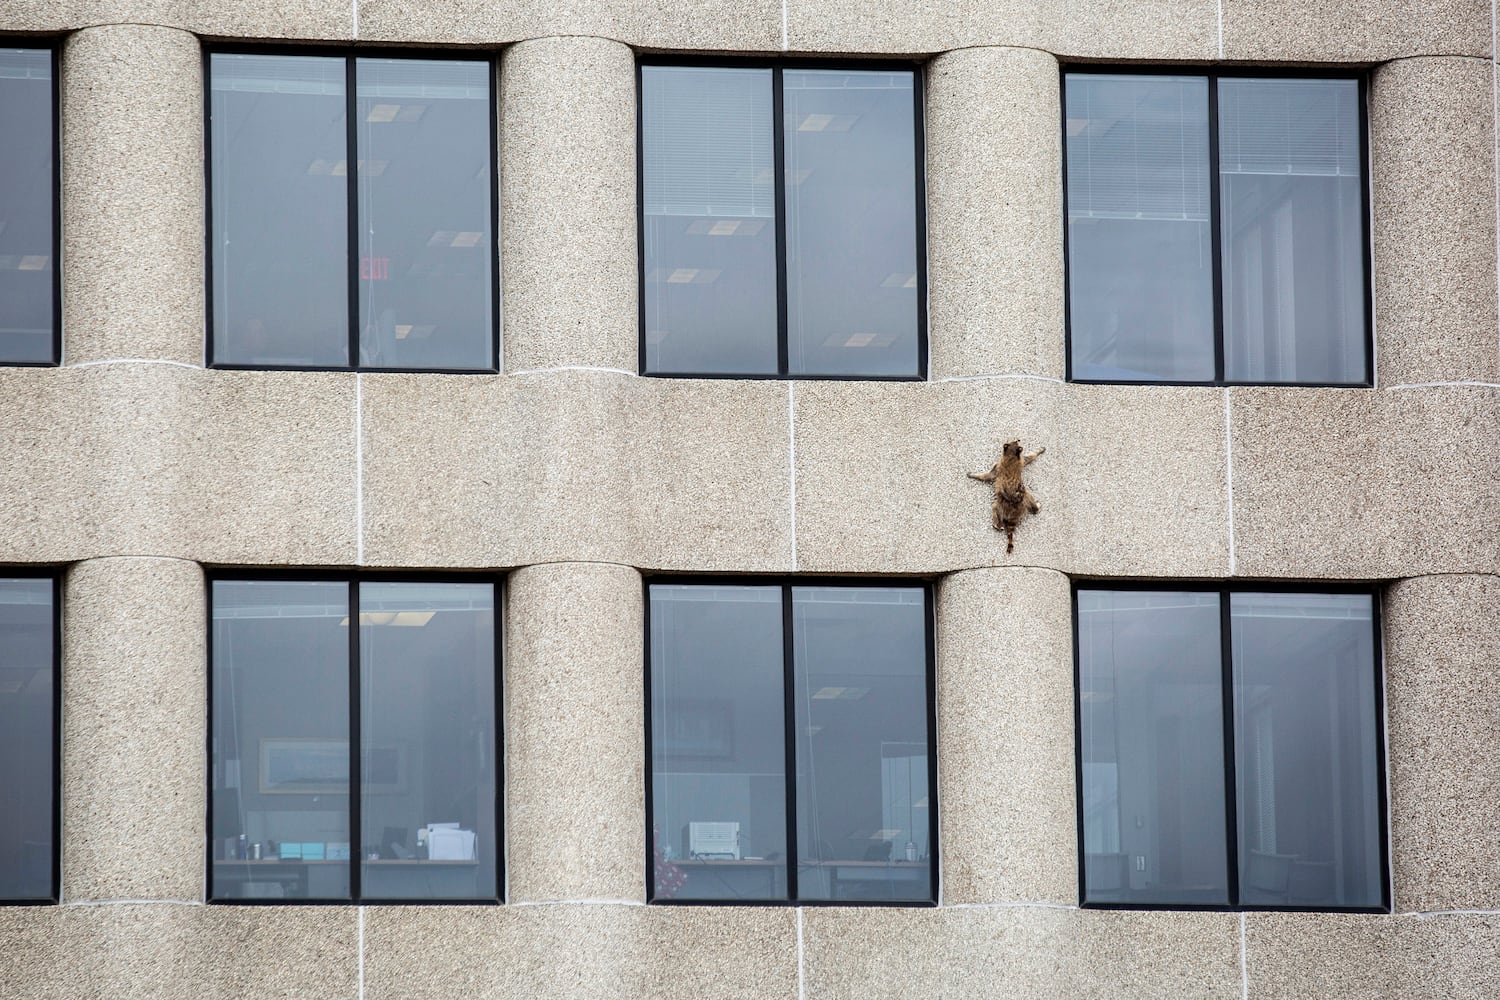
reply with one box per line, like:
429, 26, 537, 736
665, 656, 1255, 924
356, 373, 365, 565
1493, 0, 1499, 373
358, 904, 366, 1000
796, 906, 806, 1000
782, 0, 790, 51
353, 0, 359, 39
1238, 912, 1248, 1000
1217, 0, 1225, 59
788, 382, 798, 572
1223, 389, 1236, 576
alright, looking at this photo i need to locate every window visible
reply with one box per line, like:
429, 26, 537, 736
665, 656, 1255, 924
209, 576, 499, 902
1064, 71, 1370, 385
0, 46, 58, 365
1074, 586, 1387, 911
640, 62, 925, 378
208, 52, 497, 372
647, 581, 935, 904
0, 574, 58, 903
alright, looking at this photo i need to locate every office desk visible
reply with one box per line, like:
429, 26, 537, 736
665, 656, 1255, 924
213, 859, 481, 899
807, 860, 930, 900
670, 859, 784, 900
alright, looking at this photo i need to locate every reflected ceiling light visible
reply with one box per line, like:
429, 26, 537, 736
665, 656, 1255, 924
308, 159, 387, 177
880, 272, 917, 289
365, 103, 427, 123
449, 231, 484, 248
869, 828, 901, 840
17, 255, 48, 271
913, 797, 928, 809
662, 268, 721, 285
822, 332, 896, 349
811, 686, 846, 699
338, 611, 436, 627
1066, 118, 1089, 137
645, 328, 669, 345
796, 113, 858, 132
686, 218, 767, 237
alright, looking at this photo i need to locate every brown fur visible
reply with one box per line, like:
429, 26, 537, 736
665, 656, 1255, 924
968, 439, 1044, 554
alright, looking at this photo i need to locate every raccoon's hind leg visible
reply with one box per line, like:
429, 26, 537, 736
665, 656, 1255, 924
1023, 487, 1040, 515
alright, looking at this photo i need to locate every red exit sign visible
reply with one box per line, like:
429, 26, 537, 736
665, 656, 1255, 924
360, 257, 390, 280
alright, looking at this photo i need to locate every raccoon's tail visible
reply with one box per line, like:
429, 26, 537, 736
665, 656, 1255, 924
1005, 528, 1015, 554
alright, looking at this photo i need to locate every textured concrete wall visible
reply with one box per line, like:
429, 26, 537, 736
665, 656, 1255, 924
2, 3, 1498, 1000
61, 558, 206, 903
504, 562, 644, 903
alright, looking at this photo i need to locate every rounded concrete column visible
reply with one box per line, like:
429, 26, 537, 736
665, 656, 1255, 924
501, 37, 638, 373
1371, 56, 1499, 386
925, 46, 1064, 381
62, 556, 205, 902
504, 562, 644, 902
1383, 573, 1500, 912
61, 26, 204, 366
936, 566, 1076, 904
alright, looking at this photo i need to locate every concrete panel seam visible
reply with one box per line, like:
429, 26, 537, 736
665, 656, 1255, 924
1401, 907, 1500, 917
509, 897, 645, 906
788, 382, 798, 572
357, 905, 365, 1000
353, 0, 359, 39
942, 901, 1077, 910
1238, 912, 1248, 1000
1494, 0, 1499, 377
68, 555, 200, 565
507, 559, 643, 572
1387, 380, 1500, 389
938, 373, 1066, 384
356, 373, 364, 565
68, 359, 201, 370
1217, 0, 1224, 59
63, 898, 202, 906
506, 365, 636, 377
1225, 390, 1236, 576
781, 0, 788, 51
796, 906, 806, 1000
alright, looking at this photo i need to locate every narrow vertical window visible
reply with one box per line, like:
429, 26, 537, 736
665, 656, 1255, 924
0, 47, 57, 365
208, 51, 497, 372
640, 62, 924, 379
1075, 585, 1386, 911
210, 576, 500, 903
648, 580, 936, 905
0, 576, 56, 902
1064, 71, 1370, 385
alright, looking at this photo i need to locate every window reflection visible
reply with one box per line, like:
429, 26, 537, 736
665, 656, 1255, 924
0, 578, 54, 900
209, 53, 496, 371
649, 582, 934, 904
0, 48, 56, 363
210, 578, 498, 902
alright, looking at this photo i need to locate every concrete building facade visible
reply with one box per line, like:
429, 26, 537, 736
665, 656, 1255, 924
0, 1, 1496, 997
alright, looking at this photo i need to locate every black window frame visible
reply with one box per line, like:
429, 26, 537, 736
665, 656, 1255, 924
643, 575, 939, 907
203, 45, 502, 374
0, 41, 61, 368
1060, 65, 1375, 388
636, 56, 930, 382
1070, 580, 1390, 913
0, 568, 61, 905
205, 569, 504, 906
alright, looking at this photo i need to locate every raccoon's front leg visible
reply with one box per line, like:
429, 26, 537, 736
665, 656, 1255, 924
1022, 447, 1045, 466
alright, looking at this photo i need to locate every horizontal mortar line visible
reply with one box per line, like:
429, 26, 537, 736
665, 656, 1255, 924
64, 898, 203, 907
63, 554, 203, 566
1387, 380, 1500, 389
942, 900, 1077, 910
66, 358, 202, 370
1400, 907, 1500, 918
939, 373, 1066, 384
509, 897, 645, 907
508, 558, 643, 572
505, 365, 636, 378
1378, 52, 1496, 65
925, 42, 1066, 60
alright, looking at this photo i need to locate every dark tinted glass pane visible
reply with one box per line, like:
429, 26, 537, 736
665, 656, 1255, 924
355, 59, 493, 370
1220, 79, 1365, 383
1078, 590, 1229, 905
784, 70, 918, 376
792, 587, 930, 901
211, 54, 348, 367
211, 580, 351, 900
650, 584, 786, 900
359, 582, 497, 899
0, 49, 54, 363
1066, 75, 1214, 381
0, 579, 54, 899
1231, 593, 1382, 908
642, 66, 778, 374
